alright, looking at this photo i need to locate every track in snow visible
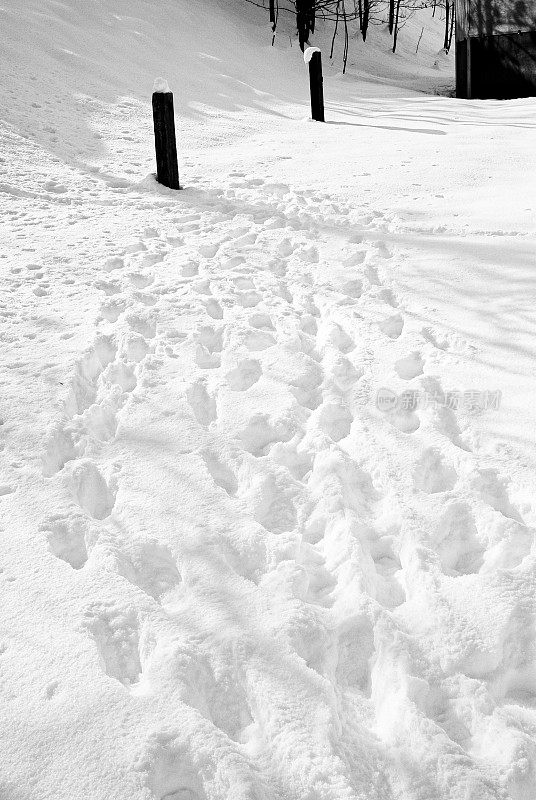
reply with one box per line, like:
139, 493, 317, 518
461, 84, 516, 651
37, 174, 534, 800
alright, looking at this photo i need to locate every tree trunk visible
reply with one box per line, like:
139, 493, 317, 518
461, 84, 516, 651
392, 0, 401, 52
388, 0, 395, 35
330, 0, 341, 59
446, 0, 455, 52
362, 0, 370, 41
296, 0, 315, 51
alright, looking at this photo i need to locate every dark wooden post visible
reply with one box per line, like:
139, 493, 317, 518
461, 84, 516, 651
308, 50, 324, 122
269, 0, 275, 24
152, 81, 180, 190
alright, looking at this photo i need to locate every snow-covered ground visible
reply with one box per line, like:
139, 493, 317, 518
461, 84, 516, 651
2, 1, 536, 799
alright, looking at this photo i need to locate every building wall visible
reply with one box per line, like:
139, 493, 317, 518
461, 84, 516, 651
467, 0, 536, 36
456, 0, 536, 98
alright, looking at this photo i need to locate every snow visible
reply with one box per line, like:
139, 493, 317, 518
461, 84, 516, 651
153, 78, 171, 94
304, 46, 321, 64
1, 0, 536, 799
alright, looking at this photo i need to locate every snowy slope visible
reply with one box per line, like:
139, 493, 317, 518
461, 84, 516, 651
2, 2, 536, 800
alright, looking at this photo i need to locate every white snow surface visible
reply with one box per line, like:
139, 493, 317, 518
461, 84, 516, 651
153, 78, 171, 94
2, 1, 536, 799
303, 47, 321, 64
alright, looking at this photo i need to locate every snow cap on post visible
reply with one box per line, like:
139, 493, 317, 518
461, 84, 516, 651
303, 46, 321, 64
153, 77, 171, 94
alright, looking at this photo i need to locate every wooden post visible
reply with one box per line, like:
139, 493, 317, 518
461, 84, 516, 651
308, 50, 324, 122
152, 82, 180, 190
269, 0, 275, 24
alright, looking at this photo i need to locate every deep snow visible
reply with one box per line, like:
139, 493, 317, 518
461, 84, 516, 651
1, 2, 536, 800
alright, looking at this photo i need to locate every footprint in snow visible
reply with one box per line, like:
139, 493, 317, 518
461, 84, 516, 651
67, 460, 117, 520
38, 512, 89, 569
299, 315, 318, 336
129, 272, 153, 289
141, 252, 165, 268
433, 501, 484, 576
94, 279, 121, 296
266, 257, 287, 277
237, 290, 262, 308
320, 323, 354, 355
374, 240, 393, 259
334, 617, 374, 693
200, 449, 238, 496
82, 601, 141, 687
340, 279, 363, 299
181, 260, 199, 277
297, 245, 319, 264
314, 401, 353, 442
239, 413, 294, 456
233, 276, 255, 291
421, 326, 450, 351
374, 287, 398, 308
222, 255, 246, 271
186, 378, 217, 426
194, 345, 221, 370
330, 355, 363, 391
134, 291, 157, 307
205, 298, 223, 320
196, 325, 224, 353
243, 330, 275, 352
125, 311, 156, 339
275, 282, 293, 303
275, 237, 296, 258
394, 352, 424, 380
103, 255, 125, 273
390, 409, 420, 434
225, 359, 262, 391
379, 313, 404, 340
192, 279, 211, 295
122, 333, 150, 363
249, 312, 274, 331
69, 335, 118, 415
100, 298, 126, 323
341, 250, 366, 267
200, 241, 223, 259
104, 360, 137, 393
242, 470, 299, 535
413, 447, 457, 494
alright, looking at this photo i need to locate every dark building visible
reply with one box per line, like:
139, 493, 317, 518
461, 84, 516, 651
455, 0, 536, 98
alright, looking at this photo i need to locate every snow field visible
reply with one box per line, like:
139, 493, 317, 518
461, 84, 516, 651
12, 173, 533, 800
1, 1, 536, 800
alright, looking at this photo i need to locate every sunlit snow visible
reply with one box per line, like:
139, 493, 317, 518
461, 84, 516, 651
1, 1, 536, 799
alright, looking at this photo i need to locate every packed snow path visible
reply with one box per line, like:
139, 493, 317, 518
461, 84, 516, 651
2, 168, 535, 800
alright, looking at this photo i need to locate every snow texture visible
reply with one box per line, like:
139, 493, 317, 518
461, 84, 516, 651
153, 77, 171, 94
303, 46, 321, 64
1, 1, 536, 800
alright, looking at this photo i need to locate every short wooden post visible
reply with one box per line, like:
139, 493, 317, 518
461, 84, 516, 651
307, 49, 324, 122
152, 78, 180, 190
